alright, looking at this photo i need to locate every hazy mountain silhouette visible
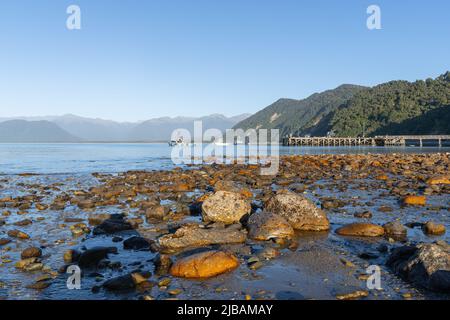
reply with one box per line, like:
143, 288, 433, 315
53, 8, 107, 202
0, 113, 250, 142
0, 120, 80, 142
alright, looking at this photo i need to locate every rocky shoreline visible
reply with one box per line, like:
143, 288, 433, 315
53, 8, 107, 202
0, 153, 449, 300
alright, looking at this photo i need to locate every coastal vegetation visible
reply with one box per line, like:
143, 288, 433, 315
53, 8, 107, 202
234, 72, 450, 137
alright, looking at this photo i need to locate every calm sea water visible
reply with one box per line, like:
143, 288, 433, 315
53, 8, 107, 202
0, 143, 448, 174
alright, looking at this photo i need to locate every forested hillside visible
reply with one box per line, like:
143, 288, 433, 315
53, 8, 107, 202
234, 72, 450, 137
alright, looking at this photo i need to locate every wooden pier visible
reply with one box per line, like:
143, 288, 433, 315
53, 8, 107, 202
283, 135, 450, 147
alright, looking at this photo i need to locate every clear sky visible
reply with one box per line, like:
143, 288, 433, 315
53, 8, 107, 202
0, 0, 449, 122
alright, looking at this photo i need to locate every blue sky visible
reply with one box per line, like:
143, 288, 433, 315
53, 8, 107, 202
0, 0, 449, 121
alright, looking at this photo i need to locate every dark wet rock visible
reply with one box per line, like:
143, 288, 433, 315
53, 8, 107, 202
383, 221, 407, 238
378, 205, 393, 213
26, 281, 51, 290
15, 258, 43, 271
405, 222, 424, 229
123, 236, 152, 251
97, 259, 111, 269
247, 211, 294, 241
7, 229, 30, 239
103, 274, 136, 291
91, 285, 101, 293
77, 199, 96, 209
93, 214, 133, 235
387, 242, 450, 292
0, 238, 11, 246
321, 198, 345, 210
64, 249, 81, 263
64, 217, 84, 223
78, 247, 118, 268
88, 213, 111, 226
157, 223, 247, 253
153, 253, 173, 276
88, 272, 104, 278
358, 252, 379, 260
50, 201, 66, 210
275, 291, 305, 300
126, 217, 144, 228
112, 236, 123, 243
377, 244, 389, 253
422, 221, 446, 236
354, 211, 372, 219
265, 190, 329, 231
13, 219, 32, 226
21, 247, 42, 259
201, 191, 251, 224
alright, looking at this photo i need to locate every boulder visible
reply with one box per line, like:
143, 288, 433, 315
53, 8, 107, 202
14, 219, 32, 226
336, 223, 385, 237
78, 247, 118, 268
21, 247, 42, 259
264, 190, 329, 231
354, 211, 373, 219
63, 249, 81, 264
88, 213, 111, 226
123, 236, 152, 250
157, 224, 246, 253
92, 214, 133, 235
103, 274, 136, 291
145, 205, 169, 220
422, 221, 446, 236
383, 221, 407, 237
153, 253, 173, 276
170, 250, 239, 278
387, 242, 450, 292
7, 229, 30, 239
0, 238, 11, 246
201, 191, 251, 224
77, 199, 96, 209
247, 211, 294, 241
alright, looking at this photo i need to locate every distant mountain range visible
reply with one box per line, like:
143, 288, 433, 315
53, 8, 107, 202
234, 72, 450, 137
0, 120, 79, 142
2, 72, 449, 143
0, 114, 250, 142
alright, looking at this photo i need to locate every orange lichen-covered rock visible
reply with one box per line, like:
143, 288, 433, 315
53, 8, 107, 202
170, 251, 239, 278
426, 176, 450, 185
240, 188, 253, 199
375, 174, 389, 181
403, 195, 426, 206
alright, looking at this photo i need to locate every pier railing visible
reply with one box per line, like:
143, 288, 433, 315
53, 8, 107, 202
283, 135, 450, 147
